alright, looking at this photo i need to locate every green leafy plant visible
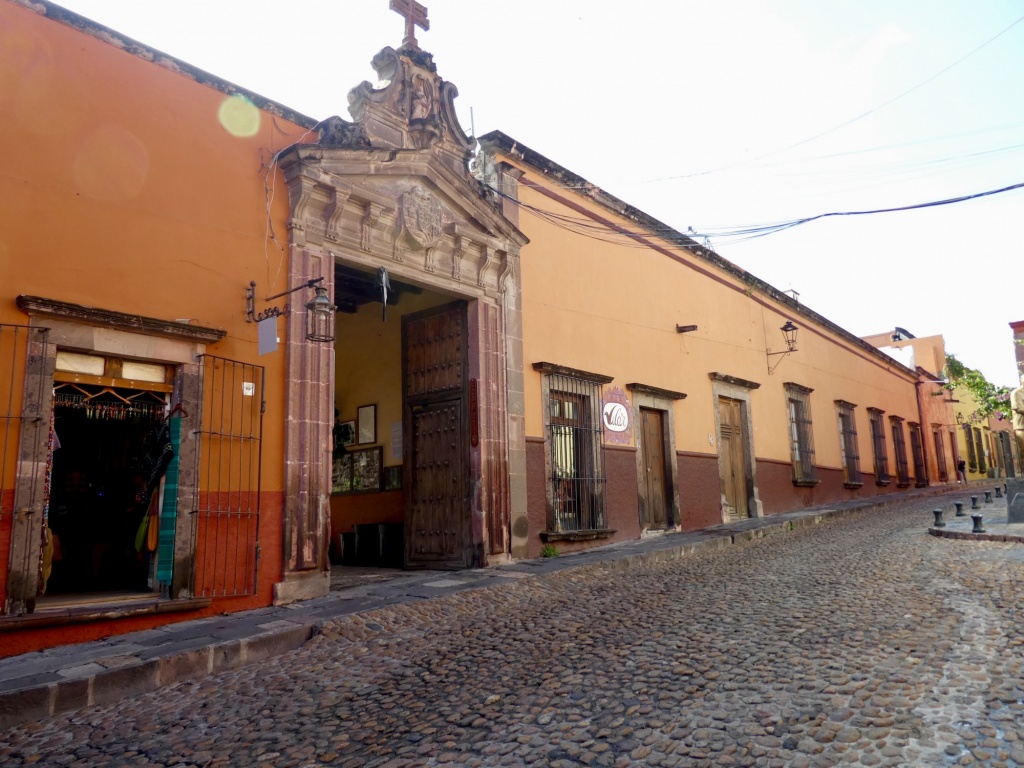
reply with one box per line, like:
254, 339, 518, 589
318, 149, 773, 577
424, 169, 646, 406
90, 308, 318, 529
540, 543, 559, 558
945, 353, 1011, 421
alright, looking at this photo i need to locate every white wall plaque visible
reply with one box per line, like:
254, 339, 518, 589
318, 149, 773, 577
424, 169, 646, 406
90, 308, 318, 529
602, 401, 629, 432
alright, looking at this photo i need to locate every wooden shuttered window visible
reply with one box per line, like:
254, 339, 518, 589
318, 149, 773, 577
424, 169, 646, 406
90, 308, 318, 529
785, 384, 817, 486
908, 423, 928, 487
868, 408, 889, 485
836, 401, 862, 488
891, 417, 910, 487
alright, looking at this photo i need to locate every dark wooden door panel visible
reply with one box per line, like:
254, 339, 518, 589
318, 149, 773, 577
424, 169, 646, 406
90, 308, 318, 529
641, 408, 667, 529
403, 302, 470, 569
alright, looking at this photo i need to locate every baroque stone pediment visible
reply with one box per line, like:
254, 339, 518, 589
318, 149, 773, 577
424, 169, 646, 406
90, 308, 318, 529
278, 146, 524, 300
346, 46, 473, 175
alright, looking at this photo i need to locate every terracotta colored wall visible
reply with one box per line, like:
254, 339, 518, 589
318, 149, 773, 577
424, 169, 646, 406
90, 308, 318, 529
677, 452, 722, 530
523, 440, 640, 557
755, 460, 895, 514
604, 445, 640, 542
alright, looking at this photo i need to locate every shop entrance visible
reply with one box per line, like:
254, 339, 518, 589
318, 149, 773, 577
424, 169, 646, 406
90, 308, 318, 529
41, 355, 172, 602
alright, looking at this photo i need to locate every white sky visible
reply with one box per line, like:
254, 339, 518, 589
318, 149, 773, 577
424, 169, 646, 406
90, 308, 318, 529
50, 0, 1024, 386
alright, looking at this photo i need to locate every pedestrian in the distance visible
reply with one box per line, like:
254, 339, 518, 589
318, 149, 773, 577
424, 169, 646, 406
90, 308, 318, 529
956, 459, 967, 484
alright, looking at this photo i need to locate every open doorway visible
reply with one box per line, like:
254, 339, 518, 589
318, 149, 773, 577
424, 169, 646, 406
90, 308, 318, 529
40, 357, 172, 604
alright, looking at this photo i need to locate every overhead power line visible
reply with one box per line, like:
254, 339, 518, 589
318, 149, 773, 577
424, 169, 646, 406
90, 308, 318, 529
495, 179, 1024, 249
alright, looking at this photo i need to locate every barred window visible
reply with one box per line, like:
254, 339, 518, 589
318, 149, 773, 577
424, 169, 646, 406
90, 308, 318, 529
785, 383, 817, 486
868, 408, 890, 485
909, 422, 928, 487
932, 427, 948, 482
835, 401, 862, 487
891, 417, 910, 487
537, 365, 608, 533
964, 424, 977, 471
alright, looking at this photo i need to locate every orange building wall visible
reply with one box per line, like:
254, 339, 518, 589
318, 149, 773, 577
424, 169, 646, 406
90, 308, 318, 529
504, 154, 921, 534
0, 1, 315, 648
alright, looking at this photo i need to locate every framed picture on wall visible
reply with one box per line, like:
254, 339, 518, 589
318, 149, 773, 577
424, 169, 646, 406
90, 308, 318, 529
357, 404, 376, 444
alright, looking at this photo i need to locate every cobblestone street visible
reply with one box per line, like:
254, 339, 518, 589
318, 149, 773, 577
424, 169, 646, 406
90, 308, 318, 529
3, 498, 1024, 767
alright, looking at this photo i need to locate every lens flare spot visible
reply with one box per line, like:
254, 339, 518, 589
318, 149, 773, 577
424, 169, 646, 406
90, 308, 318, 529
73, 125, 149, 201
218, 95, 261, 138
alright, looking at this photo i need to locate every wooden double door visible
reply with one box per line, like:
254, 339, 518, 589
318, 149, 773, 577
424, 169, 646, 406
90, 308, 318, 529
402, 302, 473, 569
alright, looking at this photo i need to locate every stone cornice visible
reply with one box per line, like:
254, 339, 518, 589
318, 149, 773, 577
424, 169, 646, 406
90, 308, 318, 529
533, 362, 613, 385
709, 372, 761, 391
16, 296, 226, 343
626, 383, 687, 400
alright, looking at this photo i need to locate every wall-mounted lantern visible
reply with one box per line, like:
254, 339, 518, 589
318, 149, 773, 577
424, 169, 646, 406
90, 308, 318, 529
246, 277, 335, 343
766, 319, 799, 375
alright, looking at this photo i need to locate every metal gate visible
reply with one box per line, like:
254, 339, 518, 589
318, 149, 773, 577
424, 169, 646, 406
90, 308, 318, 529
190, 355, 264, 598
1, 324, 50, 614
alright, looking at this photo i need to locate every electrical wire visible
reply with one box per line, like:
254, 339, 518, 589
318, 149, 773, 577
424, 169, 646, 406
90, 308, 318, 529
494, 177, 1024, 250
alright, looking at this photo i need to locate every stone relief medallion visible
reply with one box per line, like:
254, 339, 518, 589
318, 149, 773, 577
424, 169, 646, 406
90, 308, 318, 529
398, 187, 443, 250
602, 386, 632, 446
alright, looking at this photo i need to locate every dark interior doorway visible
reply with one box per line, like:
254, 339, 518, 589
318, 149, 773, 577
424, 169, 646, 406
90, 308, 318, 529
43, 387, 167, 599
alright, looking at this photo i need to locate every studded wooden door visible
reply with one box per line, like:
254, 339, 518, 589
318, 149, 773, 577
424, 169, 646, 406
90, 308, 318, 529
403, 302, 470, 569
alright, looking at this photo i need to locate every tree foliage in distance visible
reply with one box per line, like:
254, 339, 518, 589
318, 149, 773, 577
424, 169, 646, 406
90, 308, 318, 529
945, 353, 1011, 421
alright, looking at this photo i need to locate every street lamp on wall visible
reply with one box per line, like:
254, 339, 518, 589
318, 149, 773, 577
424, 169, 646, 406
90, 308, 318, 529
766, 319, 799, 375
246, 277, 335, 343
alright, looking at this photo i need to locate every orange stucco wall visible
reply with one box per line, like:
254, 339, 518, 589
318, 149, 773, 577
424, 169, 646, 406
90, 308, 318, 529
503, 154, 921, 532
0, 1, 314, 492
0, 1, 314, 648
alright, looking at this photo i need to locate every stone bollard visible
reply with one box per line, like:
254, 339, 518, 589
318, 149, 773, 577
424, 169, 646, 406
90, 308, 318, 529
971, 514, 986, 534
995, 486, 1003, 499
932, 509, 945, 528
954, 501, 965, 516
971, 496, 980, 510
984, 491, 993, 504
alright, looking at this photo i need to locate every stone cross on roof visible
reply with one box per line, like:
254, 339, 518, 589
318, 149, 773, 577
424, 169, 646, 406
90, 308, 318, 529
389, 0, 429, 50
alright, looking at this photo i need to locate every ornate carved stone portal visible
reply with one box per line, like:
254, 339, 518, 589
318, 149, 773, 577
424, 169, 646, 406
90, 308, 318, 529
274, 32, 528, 600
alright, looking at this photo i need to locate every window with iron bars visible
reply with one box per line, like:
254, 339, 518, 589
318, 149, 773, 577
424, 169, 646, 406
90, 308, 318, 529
542, 372, 607, 533
868, 408, 889, 485
908, 422, 928, 487
963, 424, 977, 471
932, 427, 948, 482
974, 427, 987, 474
785, 383, 817, 486
891, 417, 910, 487
835, 401, 862, 488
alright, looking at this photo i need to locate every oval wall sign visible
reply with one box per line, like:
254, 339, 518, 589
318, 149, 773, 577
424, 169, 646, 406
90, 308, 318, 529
602, 402, 629, 432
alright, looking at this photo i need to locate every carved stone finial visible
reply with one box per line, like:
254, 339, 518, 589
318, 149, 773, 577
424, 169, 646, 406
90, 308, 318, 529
390, 0, 429, 51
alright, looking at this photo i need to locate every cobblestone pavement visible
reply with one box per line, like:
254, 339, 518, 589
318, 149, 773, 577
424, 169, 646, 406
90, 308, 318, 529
3, 498, 1024, 767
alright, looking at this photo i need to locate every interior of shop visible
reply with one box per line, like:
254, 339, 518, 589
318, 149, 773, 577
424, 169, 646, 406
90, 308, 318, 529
39, 365, 171, 604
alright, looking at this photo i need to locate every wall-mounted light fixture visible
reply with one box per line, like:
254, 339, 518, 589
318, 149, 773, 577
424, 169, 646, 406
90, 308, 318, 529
246, 277, 335, 343
766, 319, 798, 375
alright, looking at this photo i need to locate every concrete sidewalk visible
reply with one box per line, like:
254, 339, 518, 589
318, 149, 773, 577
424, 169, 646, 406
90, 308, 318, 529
0, 481, 1006, 731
